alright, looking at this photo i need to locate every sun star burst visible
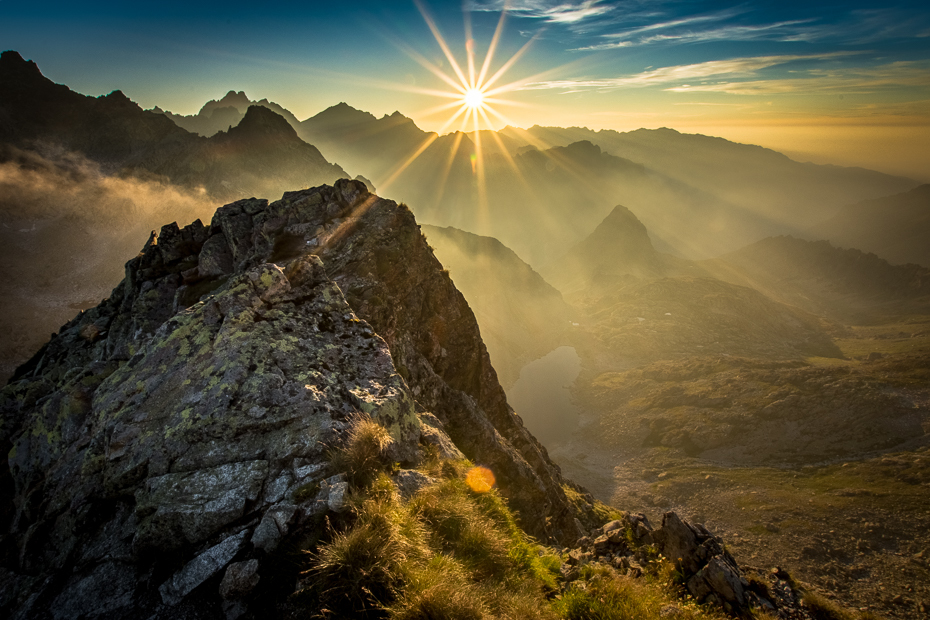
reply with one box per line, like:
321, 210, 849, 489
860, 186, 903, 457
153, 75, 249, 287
463, 87, 486, 111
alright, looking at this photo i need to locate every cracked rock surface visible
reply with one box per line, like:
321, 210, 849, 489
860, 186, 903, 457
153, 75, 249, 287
0, 179, 583, 618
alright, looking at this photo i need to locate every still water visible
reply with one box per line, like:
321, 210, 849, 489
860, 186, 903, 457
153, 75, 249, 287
506, 346, 581, 447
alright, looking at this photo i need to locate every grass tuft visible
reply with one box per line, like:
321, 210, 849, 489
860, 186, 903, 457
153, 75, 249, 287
332, 413, 395, 488
300, 456, 749, 620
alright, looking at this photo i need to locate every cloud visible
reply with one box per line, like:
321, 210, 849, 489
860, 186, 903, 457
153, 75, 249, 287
467, 2, 930, 50
520, 53, 860, 91
665, 61, 930, 95
467, 0, 613, 24
576, 18, 817, 50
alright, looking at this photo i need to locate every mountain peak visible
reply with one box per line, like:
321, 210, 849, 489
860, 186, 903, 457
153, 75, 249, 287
306, 102, 378, 127
588, 204, 655, 254
227, 105, 300, 143
197, 90, 253, 116
98, 89, 143, 113
542, 204, 675, 295
0, 50, 44, 82
219, 90, 251, 106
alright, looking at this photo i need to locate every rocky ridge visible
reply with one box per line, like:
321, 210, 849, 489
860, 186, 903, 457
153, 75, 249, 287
0, 51, 346, 201
0, 180, 585, 618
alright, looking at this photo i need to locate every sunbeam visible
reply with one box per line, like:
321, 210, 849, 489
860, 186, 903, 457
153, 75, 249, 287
377, 0, 535, 202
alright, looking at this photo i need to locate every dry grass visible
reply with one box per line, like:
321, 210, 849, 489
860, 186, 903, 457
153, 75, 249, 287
299, 455, 773, 620
331, 413, 395, 488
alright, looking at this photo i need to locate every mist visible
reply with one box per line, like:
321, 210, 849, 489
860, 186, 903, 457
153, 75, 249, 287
0, 147, 218, 381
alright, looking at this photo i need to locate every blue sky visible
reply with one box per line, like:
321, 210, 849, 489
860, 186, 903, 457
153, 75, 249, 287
2, 1, 929, 177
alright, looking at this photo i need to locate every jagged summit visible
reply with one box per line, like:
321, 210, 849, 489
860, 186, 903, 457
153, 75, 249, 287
100, 89, 142, 112
0, 179, 586, 617
195, 90, 253, 116
221, 89, 250, 105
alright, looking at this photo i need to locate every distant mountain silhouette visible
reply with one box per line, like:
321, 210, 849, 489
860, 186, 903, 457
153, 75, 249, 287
155, 90, 302, 137
537, 204, 841, 361
505, 125, 917, 233
804, 184, 930, 267
151, 95, 920, 264
298, 103, 433, 180
702, 235, 930, 322
0, 51, 188, 165
541, 204, 695, 297
423, 225, 572, 387
0, 51, 346, 201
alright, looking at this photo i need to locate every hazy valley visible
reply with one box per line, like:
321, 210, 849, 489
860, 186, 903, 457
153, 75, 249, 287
2, 48, 930, 620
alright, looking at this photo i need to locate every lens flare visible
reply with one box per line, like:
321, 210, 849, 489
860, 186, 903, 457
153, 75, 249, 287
465, 466, 496, 493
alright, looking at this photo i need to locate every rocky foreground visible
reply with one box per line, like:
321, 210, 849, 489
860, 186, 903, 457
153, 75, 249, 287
0, 180, 820, 618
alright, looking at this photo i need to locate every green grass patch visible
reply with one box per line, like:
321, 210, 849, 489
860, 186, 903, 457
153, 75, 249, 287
298, 453, 739, 620
553, 564, 725, 620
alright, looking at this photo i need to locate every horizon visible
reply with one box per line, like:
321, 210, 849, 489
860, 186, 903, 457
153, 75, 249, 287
2, 0, 929, 180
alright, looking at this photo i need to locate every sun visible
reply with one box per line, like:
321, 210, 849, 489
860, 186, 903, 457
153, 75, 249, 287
463, 87, 486, 111
376, 1, 544, 198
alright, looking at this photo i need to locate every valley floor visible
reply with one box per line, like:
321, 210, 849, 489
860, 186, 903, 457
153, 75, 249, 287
542, 316, 930, 620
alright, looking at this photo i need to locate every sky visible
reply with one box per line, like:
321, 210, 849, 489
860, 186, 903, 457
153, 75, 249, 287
2, 0, 929, 180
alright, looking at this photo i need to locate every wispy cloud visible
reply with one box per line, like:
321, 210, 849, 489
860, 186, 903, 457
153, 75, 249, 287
521, 53, 859, 91
577, 18, 817, 50
666, 61, 930, 95
468, 2, 930, 51
467, 0, 613, 24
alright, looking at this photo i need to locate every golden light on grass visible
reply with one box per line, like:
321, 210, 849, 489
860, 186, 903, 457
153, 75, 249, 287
465, 466, 496, 493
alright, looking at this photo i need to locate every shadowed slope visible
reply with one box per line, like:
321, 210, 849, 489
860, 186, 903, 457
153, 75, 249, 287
423, 225, 573, 388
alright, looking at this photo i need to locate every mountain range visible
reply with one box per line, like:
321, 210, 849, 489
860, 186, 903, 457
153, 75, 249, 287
0, 52, 346, 202
3, 48, 930, 618
146, 80, 922, 266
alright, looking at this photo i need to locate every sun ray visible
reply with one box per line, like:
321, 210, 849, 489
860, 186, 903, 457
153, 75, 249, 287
390, 39, 467, 94
477, 9, 508, 89
414, 0, 471, 91
480, 34, 538, 93
432, 130, 467, 208
379, 102, 472, 193
464, 11, 476, 88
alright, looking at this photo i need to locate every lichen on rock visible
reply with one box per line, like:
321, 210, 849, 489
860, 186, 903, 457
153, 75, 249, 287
0, 179, 582, 618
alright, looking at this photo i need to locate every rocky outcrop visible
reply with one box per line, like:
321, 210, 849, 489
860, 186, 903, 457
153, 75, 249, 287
0, 179, 582, 618
562, 511, 783, 618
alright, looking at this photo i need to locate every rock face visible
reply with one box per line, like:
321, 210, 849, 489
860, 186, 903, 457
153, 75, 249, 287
0, 179, 582, 618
